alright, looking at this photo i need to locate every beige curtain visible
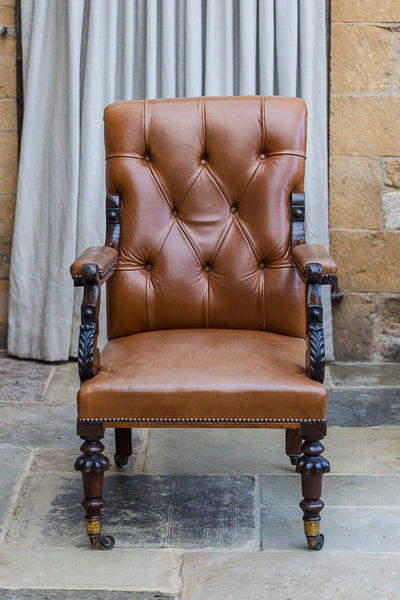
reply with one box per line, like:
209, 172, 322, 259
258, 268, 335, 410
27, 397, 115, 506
9, 0, 331, 360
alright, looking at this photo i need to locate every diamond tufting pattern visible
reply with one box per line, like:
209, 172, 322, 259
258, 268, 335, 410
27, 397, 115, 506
104, 96, 307, 340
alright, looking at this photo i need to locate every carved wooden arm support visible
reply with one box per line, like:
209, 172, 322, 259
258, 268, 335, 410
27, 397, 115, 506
304, 265, 325, 383
70, 195, 121, 384
70, 248, 118, 383
76, 263, 101, 383
292, 244, 337, 384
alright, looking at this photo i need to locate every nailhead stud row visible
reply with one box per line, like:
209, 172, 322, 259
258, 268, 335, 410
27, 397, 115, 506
78, 416, 326, 424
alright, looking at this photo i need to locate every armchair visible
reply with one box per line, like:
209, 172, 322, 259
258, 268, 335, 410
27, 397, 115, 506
71, 96, 336, 551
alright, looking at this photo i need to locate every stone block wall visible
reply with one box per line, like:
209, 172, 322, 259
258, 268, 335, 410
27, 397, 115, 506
0, 0, 17, 348
330, 0, 400, 361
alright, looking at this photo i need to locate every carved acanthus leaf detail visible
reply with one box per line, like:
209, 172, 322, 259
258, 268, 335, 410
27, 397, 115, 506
78, 323, 95, 383
309, 323, 325, 383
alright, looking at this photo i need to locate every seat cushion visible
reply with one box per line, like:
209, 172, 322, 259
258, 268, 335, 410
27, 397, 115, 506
78, 329, 327, 426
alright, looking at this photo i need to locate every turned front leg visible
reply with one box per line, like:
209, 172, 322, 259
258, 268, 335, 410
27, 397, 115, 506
75, 435, 114, 550
296, 438, 330, 550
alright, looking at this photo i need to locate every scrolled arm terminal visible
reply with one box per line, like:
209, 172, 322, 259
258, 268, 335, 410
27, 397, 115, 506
292, 243, 336, 285
70, 246, 118, 287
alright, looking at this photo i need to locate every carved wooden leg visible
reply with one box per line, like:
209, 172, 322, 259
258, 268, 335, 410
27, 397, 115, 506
285, 428, 302, 465
114, 427, 132, 468
296, 437, 330, 550
75, 423, 114, 550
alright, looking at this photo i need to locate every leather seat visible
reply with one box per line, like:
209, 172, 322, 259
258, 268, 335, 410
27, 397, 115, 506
78, 329, 327, 424
71, 95, 336, 552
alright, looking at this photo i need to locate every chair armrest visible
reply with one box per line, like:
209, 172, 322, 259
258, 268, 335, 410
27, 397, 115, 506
71, 247, 117, 383
293, 243, 336, 284
292, 244, 336, 385
70, 246, 118, 286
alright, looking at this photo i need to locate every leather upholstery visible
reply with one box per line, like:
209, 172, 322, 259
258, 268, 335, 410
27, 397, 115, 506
292, 244, 337, 279
104, 96, 307, 340
78, 329, 327, 424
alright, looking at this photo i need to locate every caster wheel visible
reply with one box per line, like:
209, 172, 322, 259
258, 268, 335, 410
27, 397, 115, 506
290, 456, 300, 466
97, 534, 115, 550
309, 533, 324, 551
114, 454, 129, 468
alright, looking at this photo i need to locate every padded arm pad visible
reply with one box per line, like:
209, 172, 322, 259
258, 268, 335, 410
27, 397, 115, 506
293, 243, 336, 282
70, 246, 118, 284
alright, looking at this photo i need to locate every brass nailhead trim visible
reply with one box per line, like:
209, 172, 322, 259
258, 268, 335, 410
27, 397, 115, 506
78, 417, 326, 424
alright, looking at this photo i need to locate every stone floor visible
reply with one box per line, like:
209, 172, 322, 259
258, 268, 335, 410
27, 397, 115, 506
0, 358, 400, 599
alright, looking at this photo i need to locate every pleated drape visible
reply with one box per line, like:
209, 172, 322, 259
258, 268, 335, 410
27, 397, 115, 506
9, 0, 332, 361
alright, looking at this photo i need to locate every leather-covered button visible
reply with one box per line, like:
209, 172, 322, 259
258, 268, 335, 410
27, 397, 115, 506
260, 153, 266, 160
231, 206, 237, 214
201, 159, 207, 166
145, 264, 152, 271
172, 210, 178, 218
144, 155, 151, 162
258, 262, 265, 270
204, 265, 210, 272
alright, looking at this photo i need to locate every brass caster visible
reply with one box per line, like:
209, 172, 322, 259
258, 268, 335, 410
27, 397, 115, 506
304, 520, 324, 550
114, 454, 129, 468
290, 455, 300, 466
90, 534, 115, 550
307, 533, 324, 551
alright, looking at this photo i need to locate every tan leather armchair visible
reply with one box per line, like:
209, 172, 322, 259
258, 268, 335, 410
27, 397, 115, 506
71, 96, 336, 551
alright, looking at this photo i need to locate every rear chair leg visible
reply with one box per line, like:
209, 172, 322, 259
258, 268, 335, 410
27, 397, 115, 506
285, 428, 302, 466
75, 425, 114, 550
114, 427, 132, 468
296, 437, 330, 550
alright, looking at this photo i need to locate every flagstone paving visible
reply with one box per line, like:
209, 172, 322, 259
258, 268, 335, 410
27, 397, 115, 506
0, 593, 178, 600
0, 358, 400, 598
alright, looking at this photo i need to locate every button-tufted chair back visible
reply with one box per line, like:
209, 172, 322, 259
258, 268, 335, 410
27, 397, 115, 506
104, 96, 307, 340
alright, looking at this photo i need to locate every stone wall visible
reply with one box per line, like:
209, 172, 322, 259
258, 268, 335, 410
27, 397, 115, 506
0, 0, 17, 348
330, 0, 400, 361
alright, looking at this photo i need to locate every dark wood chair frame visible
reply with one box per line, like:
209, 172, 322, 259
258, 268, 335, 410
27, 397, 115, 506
73, 191, 334, 551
